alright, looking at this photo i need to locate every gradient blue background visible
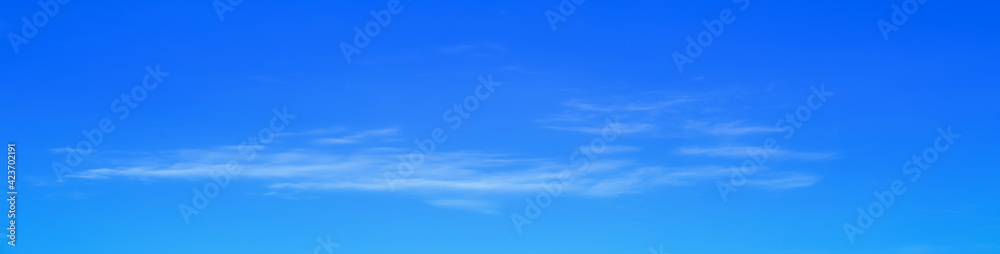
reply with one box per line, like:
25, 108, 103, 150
1, 0, 999, 253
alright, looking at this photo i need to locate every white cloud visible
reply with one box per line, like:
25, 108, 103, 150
648, 166, 731, 185
677, 146, 836, 160
315, 127, 399, 144
685, 121, 782, 135
544, 123, 654, 135
562, 99, 688, 113
580, 176, 642, 197
68, 122, 824, 213
68, 144, 742, 199
68, 141, 820, 197
542, 98, 691, 135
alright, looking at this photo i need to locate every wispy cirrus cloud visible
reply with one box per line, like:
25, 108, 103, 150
685, 121, 782, 135
541, 97, 691, 135
744, 174, 818, 189
66, 116, 826, 212
314, 127, 399, 144
562, 98, 688, 113
543, 123, 654, 135
65, 142, 754, 198
677, 146, 836, 160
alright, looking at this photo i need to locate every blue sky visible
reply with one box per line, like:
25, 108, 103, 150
2, 0, 1000, 253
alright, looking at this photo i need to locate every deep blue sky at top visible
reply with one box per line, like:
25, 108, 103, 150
1, 0, 999, 253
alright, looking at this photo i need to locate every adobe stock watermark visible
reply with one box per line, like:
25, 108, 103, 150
672, 0, 749, 74
716, 84, 833, 202
842, 126, 959, 244
213, 0, 245, 21
544, 0, 586, 31
384, 74, 502, 191
178, 107, 295, 224
511, 116, 624, 234
340, 0, 408, 63
52, 65, 170, 181
877, 0, 928, 41
312, 235, 340, 254
7, 0, 70, 54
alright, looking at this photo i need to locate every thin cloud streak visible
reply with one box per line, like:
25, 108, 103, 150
67, 146, 757, 197
315, 127, 399, 144
685, 121, 782, 135
678, 146, 836, 160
